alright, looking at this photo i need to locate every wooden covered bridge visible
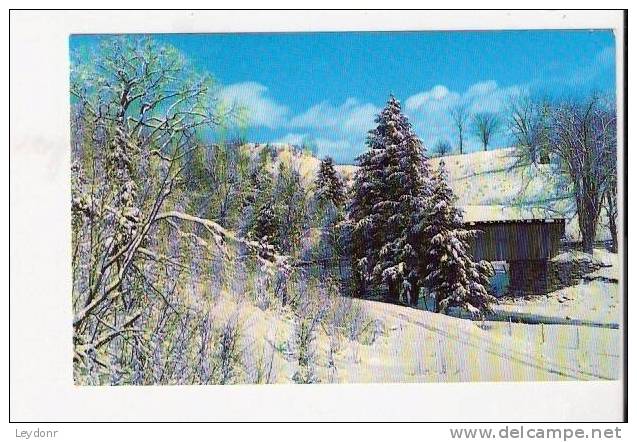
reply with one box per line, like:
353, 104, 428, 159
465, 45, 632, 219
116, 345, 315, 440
463, 205, 566, 296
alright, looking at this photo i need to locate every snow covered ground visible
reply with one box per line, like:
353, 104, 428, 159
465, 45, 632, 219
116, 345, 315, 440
493, 280, 619, 326
552, 248, 617, 267
477, 248, 622, 381
209, 289, 619, 384
260, 246, 619, 383
494, 248, 620, 325
335, 300, 618, 382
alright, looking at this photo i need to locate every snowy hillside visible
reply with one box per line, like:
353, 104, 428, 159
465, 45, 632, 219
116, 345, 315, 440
251, 144, 607, 241
426, 149, 579, 239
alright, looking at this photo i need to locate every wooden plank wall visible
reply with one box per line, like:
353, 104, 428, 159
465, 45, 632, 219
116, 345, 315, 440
468, 220, 565, 261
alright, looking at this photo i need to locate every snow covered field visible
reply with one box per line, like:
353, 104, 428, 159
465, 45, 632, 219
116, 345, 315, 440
210, 272, 620, 385
474, 248, 621, 381
212, 295, 619, 384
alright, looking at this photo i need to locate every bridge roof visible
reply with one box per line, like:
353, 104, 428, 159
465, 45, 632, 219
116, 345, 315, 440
462, 205, 566, 224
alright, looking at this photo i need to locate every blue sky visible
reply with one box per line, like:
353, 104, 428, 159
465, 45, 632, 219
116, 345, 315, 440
70, 30, 616, 164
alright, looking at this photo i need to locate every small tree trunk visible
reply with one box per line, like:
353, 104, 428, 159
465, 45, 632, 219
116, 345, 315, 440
579, 210, 597, 254
355, 275, 366, 299
581, 234, 593, 254
387, 279, 400, 303
606, 190, 618, 253
576, 191, 598, 254
609, 216, 618, 253
409, 277, 419, 306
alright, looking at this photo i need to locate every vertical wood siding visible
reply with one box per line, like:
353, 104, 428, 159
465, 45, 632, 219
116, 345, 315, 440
468, 220, 565, 261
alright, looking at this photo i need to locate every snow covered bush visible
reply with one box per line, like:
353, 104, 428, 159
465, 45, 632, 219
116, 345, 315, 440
291, 297, 327, 384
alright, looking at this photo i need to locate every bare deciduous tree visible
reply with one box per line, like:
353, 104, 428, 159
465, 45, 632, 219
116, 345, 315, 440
604, 176, 618, 253
71, 37, 287, 380
449, 103, 470, 154
549, 96, 616, 253
433, 139, 452, 157
506, 94, 551, 164
513, 95, 617, 253
472, 112, 500, 151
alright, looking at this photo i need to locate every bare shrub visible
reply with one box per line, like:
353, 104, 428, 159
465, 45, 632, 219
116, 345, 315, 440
291, 293, 329, 384
250, 343, 277, 384
327, 296, 378, 344
251, 271, 277, 311
327, 335, 339, 382
195, 312, 214, 383
211, 314, 243, 385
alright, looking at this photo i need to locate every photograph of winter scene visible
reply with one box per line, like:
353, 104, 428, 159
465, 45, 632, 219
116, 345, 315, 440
70, 30, 620, 386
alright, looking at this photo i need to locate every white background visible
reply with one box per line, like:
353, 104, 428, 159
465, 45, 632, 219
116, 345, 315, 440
5, 7, 630, 432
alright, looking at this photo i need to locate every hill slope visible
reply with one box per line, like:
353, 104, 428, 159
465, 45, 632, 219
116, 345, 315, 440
256, 144, 586, 240
219, 293, 619, 383
426, 148, 580, 239
248, 143, 618, 241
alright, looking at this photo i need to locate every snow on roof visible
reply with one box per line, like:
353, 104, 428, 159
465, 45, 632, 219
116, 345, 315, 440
461, 205, 564, 223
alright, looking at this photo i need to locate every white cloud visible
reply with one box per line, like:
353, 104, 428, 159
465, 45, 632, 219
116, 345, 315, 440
405, 85, 456, 111
313, 137, 356, 163
465, 80, 499, 98
466, 82, 522, 114
289, 98, 379, 135
274, 132, 308, 146
314, 137, 352, 151
218, 82, 289, 129
283, 98, 379, 162
341, 102, 380, 134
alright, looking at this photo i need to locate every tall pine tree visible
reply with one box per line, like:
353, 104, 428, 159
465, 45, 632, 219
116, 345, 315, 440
349, 95, 432, 304
314, 156, 346, 208
272, 162, 308, 254
423, 160, 495, 316
312, 156, 347, 267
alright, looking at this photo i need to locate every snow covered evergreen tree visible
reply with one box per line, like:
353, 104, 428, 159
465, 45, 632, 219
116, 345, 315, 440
250, 199, 279, 247
247, 160, 309, 257
246, 150, 274, 207
311, 156, 347, 269
423, 160, 496, 316
349, 95, 432, 304
244, 152, 275, 240
272, 162, 308, 254
314, 156, 346, 208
